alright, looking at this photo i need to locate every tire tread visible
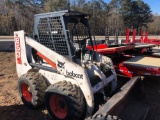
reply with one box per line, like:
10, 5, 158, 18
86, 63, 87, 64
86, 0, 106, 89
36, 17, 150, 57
18, 72, 47, 108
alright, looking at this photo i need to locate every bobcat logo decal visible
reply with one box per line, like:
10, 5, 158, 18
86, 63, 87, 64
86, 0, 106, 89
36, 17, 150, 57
57, 61, 65, 69
57, 60, 65, 74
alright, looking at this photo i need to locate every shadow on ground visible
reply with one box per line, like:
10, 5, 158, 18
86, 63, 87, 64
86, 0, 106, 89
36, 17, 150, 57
0, 104, 52, 120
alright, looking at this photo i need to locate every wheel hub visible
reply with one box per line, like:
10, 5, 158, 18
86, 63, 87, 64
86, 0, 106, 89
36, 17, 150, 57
50, 94, 67, 119
58, 100, 65, 109
21, 83, 32, 102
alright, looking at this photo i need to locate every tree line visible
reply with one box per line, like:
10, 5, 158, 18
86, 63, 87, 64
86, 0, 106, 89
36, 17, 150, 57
0, 0, 159, 36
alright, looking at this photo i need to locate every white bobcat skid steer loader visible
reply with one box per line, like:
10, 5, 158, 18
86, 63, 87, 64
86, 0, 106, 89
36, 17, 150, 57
15, 10, 139, 120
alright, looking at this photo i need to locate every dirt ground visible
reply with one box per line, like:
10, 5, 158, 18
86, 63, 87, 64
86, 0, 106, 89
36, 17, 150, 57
0, 52, 51, 120
1, 52, 160, 120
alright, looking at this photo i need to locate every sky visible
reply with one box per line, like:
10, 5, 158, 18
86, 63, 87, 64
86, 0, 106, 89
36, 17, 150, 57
104, 0, 160, 14
143, 0, 160, 14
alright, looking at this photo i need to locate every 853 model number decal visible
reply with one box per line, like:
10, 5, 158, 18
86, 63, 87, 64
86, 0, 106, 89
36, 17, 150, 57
15, 37, 22, 64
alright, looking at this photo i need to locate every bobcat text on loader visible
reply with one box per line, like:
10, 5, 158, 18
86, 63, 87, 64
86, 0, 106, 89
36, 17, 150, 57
14, 10, 141, 120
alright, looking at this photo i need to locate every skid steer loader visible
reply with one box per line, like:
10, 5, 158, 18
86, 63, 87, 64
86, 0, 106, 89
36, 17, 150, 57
14, 10, 143, 120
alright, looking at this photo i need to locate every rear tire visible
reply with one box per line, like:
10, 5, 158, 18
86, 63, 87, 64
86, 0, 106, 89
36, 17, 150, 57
45, 81, 85, 120
18, 72, 47, 108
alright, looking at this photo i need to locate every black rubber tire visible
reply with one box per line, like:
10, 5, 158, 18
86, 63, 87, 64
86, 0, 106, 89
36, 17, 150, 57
45, 81, 85, 120
18, 72, 47, 108
86, 114, 121, 120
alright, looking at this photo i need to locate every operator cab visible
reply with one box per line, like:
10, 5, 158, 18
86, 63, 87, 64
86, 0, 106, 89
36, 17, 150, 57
33, 10, 94, 63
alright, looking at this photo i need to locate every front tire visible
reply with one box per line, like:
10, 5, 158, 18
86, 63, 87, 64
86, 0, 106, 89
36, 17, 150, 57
45, 81, 85, 120
18, 72, 47, 108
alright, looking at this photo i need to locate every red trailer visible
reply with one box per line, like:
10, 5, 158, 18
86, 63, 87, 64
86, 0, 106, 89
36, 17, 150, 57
87, 42, 160, 78
86, 27, 160, 78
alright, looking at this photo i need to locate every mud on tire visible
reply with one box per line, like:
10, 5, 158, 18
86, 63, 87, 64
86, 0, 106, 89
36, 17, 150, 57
45, 81, 85, 120
18, 72, 47, 108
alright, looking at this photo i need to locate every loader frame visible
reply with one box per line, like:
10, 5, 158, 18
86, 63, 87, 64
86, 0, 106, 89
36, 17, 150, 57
15, 10, 149, 120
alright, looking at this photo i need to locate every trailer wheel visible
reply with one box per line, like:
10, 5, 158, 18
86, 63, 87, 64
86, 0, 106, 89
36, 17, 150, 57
18, 72, 47, 108
87, 114, 121, 120
45, 81, 85, 120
